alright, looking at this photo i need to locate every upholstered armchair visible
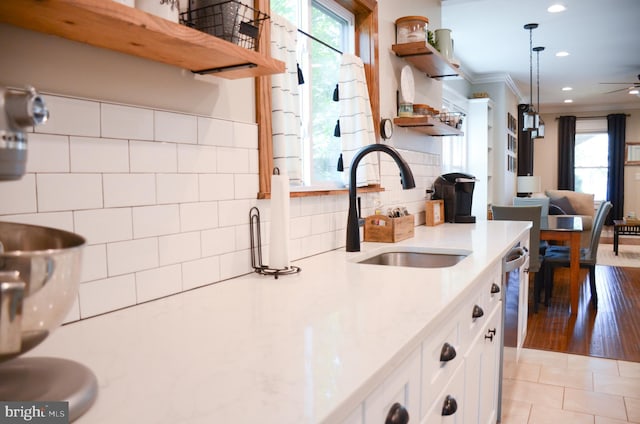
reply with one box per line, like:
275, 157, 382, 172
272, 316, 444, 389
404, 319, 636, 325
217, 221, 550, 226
544, 190, 596, 248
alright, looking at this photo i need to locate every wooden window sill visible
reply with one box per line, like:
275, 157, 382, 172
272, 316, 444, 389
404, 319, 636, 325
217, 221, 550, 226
258, 184, 384, 199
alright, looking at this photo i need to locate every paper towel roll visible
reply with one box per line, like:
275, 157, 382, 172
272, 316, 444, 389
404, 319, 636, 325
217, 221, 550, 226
269, 171, 290, 270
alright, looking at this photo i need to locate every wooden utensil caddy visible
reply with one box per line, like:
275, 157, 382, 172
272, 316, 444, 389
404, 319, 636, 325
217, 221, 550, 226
363, 214, 415, 243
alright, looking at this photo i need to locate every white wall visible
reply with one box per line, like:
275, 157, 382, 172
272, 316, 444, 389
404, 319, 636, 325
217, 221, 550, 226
535, 110, 640, 217
0, 1, 444, 321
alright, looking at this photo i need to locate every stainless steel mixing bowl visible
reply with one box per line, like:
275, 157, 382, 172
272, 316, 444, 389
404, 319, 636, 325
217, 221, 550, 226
0, 222, 85, 362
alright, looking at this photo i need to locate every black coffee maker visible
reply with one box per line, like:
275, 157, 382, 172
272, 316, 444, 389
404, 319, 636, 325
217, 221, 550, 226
432, 172, 477, 223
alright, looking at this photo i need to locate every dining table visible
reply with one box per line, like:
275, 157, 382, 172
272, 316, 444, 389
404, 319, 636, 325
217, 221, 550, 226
540, 215, 583, 314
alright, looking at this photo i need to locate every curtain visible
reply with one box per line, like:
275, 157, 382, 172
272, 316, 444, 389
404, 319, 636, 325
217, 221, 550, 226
270, 14, 302, 185
557, 115, 576, 190
338, 53, 379, 187
606, 113, 626, 224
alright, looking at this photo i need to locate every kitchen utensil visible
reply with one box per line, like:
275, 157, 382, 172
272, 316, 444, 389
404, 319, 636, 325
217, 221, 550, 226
0, 86, 49, 181
0, 222, 97, 422
0, 222, 85, 360
400, 65, 415, 104
435, 28, 454, 61
395, 16, 429, 44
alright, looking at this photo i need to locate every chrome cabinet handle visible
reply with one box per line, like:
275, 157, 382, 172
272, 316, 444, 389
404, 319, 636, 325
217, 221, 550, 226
472, 304, 484, 319
385, 402, 409, 424
441, 395, 458, 416
439, 342, 457, 362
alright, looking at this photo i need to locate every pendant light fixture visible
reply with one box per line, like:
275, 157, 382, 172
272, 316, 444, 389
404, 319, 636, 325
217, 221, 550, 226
522, 23, 539, 132
533, 46, 545, 138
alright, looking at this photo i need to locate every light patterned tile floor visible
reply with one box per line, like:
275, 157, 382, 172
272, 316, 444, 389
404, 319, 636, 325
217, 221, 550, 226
502, 347, 640, 424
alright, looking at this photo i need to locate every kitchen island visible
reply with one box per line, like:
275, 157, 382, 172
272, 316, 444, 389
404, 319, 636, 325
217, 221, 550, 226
26, 221, 530, 423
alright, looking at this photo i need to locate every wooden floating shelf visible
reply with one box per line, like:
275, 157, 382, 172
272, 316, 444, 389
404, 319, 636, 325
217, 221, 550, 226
394, 116, 464, 137
391, 42, 461, 79
0, 0, 285, 79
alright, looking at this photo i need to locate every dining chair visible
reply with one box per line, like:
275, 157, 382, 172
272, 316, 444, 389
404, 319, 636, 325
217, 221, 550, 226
491, 205, 544, 311
541, 201, 613, 309
513, 196, 550, 253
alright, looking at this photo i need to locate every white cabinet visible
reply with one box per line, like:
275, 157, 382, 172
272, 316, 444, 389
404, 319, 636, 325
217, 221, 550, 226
467, 98, 494, 220
351, 260, 504, 424
463, 305, 502, 424
363, 348, 421, 423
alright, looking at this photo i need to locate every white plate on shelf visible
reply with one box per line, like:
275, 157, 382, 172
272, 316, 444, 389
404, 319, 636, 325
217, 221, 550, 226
400, 65, 415, 104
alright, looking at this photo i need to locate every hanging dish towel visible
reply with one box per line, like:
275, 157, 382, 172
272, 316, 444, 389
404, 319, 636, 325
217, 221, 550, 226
270, 14, 302, 185
339, 53, 379, 187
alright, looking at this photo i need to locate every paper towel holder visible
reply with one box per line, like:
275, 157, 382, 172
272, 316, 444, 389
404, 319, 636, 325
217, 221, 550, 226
249, 206, 301, 279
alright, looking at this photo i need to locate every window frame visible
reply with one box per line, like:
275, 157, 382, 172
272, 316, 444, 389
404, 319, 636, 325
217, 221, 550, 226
574, 129, 609, 201
255, 0, 380, 198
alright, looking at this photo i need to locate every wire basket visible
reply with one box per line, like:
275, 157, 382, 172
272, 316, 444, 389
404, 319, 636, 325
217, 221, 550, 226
180, 0, 269, 51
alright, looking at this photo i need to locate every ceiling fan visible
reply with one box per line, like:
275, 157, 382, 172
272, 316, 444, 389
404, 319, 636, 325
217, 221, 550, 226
600, 74, 640, 94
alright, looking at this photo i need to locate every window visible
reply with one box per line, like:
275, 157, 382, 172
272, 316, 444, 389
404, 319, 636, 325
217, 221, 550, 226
270, 0, 355, 188
256, 0, 378, 198
575, 131, 608, 201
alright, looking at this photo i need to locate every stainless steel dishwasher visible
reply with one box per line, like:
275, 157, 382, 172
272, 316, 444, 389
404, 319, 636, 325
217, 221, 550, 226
497, 245, 528, 422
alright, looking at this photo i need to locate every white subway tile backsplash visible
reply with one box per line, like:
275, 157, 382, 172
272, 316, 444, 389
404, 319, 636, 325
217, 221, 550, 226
0, 174, 37, 214
290, 215, 312, 239
199, 174, 234, 201
179, 202, 218, 232
79, 274, 137, 318
156, 174, 199, 204
158, 231, 201, 265
219, 250, 251, 280
103, 174, 156, 207
107, 238, 159, 276
182, 256, 220, 290
132, 204, 180, 238
216, 147, 249, 174
0, 212, 74, 233
155, 111, 197, 144
232, 122, 258, 149
101, 103, 153, 140
26, 133, 70, 173
37, 173, 103, 212
201, 226, 236, 256
311, 213, 333, 235
79, 244, 108, 283
234, 174, 258, 199
177, 144, 217, 173
198, 117, 233, 147
234, 224, 251, 251
135, 264, 182, 303
130, 140, 177, 173
248, 149, 259, 174
74, 208, 133, 244
0, 94, 440, 321
38, 95, 100, 137
70, 137, 129, 172
218, 199, 255, 227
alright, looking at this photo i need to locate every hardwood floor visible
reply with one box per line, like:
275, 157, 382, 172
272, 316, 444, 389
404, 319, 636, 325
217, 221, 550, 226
522, 265, 640, 362
504, 237, 640, 362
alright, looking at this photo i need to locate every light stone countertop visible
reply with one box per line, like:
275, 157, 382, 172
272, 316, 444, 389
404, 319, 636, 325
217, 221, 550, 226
27, 221, 530, 424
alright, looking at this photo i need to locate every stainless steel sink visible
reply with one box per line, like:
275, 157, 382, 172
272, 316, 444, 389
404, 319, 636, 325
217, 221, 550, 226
356, 250, 469, 268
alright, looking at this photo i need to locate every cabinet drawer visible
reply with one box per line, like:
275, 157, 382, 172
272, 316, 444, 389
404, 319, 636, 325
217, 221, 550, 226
363, 348, 421, 423
421, 314, 461, 415
459, 265, 502, 354
420, 361, 465, 424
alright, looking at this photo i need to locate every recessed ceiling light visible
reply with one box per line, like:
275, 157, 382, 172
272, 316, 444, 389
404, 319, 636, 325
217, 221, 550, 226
630, 89, 640, 95
564, 99, 573, 103
547, 4, 566, 13
562, 87, 573, 91
556, 51, 570, 57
